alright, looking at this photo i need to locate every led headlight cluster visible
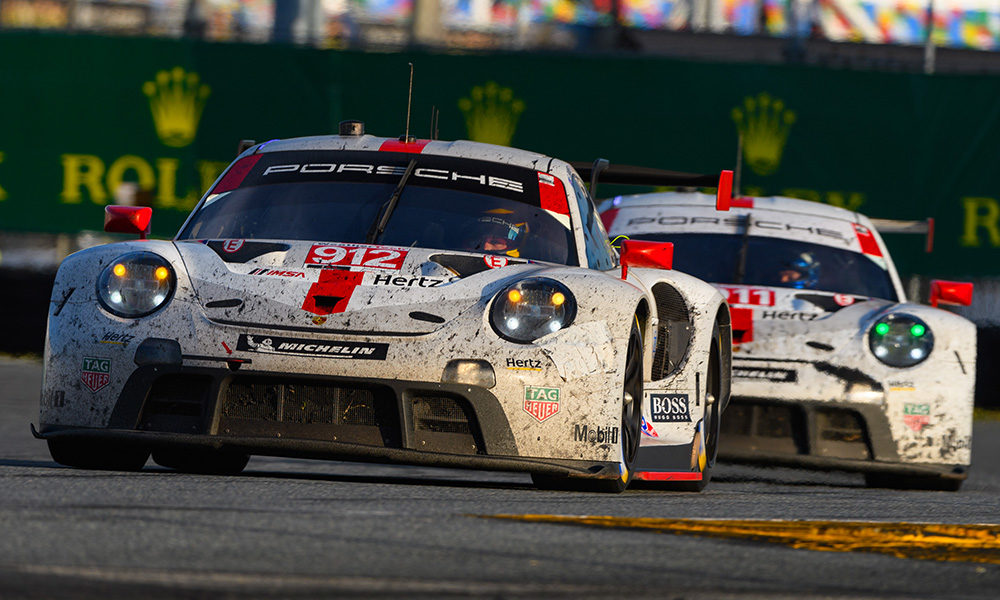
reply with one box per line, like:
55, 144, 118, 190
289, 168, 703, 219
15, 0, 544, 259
490, 277, 577, 343
97, 252, 176, 318
868, 313, 933, 368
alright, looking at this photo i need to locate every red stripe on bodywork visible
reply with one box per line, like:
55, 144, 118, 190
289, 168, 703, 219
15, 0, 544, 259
731, 197, 754, 208
212, 154, 262, 194
852, 223, 883, 257
600, 208, 620, 231
730, 307, 754, 344
537, 172, 570, 215
379, 139, 430, 154
635, 471, 703, 481
301, 270, 364, 316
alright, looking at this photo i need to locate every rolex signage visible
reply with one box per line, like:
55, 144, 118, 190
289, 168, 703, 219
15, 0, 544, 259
2, 33, 1000, 278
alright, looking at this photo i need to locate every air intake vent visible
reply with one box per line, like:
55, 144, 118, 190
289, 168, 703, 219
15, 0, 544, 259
220, 378, 398, 446
411, 395, 483, 455
651, 283, 692, 380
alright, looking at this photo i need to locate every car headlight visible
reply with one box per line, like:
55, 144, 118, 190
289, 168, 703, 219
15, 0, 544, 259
490, 278, 577, 343
868, 313, 933, 368
97, 252, 176, 318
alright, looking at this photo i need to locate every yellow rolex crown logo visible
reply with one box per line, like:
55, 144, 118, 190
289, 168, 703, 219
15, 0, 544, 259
143, 67, 211, 148
732, 92, 796, 176
458, 82, 525, 147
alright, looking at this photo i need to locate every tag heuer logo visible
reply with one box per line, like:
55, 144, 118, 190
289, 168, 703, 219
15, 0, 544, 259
904, 403, 930, 416
81, 357, 111, 393
523, 386, 559, 422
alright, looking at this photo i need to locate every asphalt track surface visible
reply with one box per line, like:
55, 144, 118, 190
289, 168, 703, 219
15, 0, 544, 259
1, 356, 999, 599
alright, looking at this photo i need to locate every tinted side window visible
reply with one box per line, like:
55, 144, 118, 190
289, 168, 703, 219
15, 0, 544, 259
569, 175, 617, 270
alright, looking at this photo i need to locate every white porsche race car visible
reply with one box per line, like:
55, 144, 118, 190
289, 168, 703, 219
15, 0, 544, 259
34, 123, 734, 493
601, 192, 975, 490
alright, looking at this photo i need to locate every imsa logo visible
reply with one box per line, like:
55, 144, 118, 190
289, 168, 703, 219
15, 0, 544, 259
523, 386, 559, 422
651, 393, 692, 423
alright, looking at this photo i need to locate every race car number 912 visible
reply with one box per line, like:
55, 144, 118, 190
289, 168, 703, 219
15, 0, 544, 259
305, 244, 408, 270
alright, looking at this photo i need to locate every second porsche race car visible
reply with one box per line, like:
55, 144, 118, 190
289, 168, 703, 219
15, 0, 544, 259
35, 123, 734, 492
601, 192, 975, 490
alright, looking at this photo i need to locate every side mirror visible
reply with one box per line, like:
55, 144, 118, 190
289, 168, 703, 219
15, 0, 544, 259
104, 205, 152, 239
716, 170, 733, 211
620, 239, 673, 280
929, 280, 973, 307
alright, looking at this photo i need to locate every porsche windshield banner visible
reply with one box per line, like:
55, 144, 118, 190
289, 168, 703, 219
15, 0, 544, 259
236, 151, 540, 206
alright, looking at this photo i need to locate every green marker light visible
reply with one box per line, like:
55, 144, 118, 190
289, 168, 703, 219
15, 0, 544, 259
875, 322, 890, 336
910, 324, 926, 337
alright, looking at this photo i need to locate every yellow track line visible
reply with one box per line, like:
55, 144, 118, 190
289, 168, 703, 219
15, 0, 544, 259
484, 515, 1000, 565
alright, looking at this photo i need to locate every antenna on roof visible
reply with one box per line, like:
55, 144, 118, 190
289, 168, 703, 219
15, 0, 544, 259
402, 62, 414, 143
734, 132, 743, 197
429, 105, 440, 140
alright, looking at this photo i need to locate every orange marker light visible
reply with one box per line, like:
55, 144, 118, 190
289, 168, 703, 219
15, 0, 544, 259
113, 264, 126, 277
508, 289, 522, 303
154, 266, 169, 281
551, 292, 565, 306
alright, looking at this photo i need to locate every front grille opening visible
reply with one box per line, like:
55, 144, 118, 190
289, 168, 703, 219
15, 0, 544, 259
815, 408, 871, 460
219, 378, 399, 447
411, 395, 483, 455
719, 401, 808, 456
139, 374, 212, 433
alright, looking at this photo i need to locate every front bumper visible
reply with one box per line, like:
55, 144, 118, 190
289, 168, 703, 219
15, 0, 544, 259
718, 397, 968, 481
37, 360, 623, 479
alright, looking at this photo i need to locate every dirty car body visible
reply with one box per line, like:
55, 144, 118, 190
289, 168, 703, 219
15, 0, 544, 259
37, 132, 731, 492
602, 193, 974, 490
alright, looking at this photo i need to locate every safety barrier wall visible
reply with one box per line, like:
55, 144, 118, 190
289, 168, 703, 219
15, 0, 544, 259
2, 31, 1000, 281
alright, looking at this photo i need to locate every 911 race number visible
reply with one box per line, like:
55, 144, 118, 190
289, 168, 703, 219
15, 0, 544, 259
305, 244, 408, 270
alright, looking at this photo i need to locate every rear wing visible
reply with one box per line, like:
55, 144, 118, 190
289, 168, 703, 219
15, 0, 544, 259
869, 218, 935, 253
571, 159, 734, 211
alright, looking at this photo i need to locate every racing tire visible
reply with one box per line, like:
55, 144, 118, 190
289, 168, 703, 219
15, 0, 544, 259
863, 472, 962, 492
671, 321, 723, 493
47, 439, 149, 471
531, 320, 643, 493
152, 448, 250, 476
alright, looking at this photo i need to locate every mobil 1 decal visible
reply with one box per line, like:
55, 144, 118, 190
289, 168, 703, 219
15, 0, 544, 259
650, 393, 692, 423
241, 150, 542, 205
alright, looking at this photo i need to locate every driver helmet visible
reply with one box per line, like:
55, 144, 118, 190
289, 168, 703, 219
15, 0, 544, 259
779, 252, 820, 289
469, 208, 528, 258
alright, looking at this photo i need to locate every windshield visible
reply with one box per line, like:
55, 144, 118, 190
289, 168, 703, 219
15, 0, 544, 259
179, 150, 577, 266
628, 233, 897, 300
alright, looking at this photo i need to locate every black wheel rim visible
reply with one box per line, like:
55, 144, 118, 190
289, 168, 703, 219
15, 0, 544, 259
621, 328, 643, 469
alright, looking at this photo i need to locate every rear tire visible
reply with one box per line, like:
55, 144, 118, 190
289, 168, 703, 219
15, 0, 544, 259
672, 322, 722, 492
532, 320, 643, 493
152, 448, 249, 476
48, 438, 149, 471
864, 472, 962, 492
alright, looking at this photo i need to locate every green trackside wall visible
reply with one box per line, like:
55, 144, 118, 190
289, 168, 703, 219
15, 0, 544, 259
2, 31, 999, 279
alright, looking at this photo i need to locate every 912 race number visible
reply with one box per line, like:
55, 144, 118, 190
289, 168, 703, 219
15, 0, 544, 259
304, 244, 408, 270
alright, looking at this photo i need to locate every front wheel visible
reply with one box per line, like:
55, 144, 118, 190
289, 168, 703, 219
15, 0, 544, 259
532, 320, 643, 493
48, 438, 149, 471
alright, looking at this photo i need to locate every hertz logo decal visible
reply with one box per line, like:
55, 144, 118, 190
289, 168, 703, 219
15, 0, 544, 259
143, 67, 211, 148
